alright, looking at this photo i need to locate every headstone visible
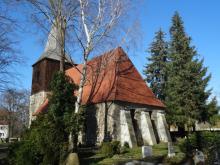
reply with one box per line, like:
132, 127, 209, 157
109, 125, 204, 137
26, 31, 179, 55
168, 142, 175, 157
214, 151, 220, 165
125, 161, 154, 165
193, 149, 205, 165
66, 153, 79, 165
142, 146, 152, 158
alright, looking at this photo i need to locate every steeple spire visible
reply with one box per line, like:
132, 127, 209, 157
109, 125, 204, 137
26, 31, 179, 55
44, 23, 61, 53
36, 23, 71, 63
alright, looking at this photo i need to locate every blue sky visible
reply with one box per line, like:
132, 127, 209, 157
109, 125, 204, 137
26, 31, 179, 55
17, 0, 220, 103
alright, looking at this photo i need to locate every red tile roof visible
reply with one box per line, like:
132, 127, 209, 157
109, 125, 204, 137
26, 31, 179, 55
66, 47, 165, 107
0, 121, 9, 125
0, 109, 9, 125
32, 99, 49, 116
33, 47, 165, 116
0, 109, 9, 116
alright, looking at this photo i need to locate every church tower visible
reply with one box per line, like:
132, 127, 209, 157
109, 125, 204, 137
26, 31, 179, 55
29, 25, 72, 125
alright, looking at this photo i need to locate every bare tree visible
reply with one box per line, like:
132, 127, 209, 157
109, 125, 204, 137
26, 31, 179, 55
73, 0, 130, 113
0, 88, 30, 137
23, 0, 137, 112
24, 0, 78, 71
66, 0, 136, 151
0, 1, 21, 91
23, 0, 139, 152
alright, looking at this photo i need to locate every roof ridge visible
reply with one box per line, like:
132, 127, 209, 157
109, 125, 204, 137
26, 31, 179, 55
89, 47, 122, 62
113, 47, 121, 101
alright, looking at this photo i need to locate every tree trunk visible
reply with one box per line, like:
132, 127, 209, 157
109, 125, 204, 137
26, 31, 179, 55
75, 58, 87, 113
59, 15, 66, 72
51, 1, 66, 73
68, 56, 87, 151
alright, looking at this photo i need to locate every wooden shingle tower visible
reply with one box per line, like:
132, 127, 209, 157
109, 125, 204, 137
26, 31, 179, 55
29, 25, 72, 125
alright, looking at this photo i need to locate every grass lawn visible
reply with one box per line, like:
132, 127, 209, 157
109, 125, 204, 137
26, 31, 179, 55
79, 143, 186, 165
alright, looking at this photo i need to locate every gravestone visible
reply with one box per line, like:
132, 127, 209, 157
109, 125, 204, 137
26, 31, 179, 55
214, 151, 220, 165
142, 146, 152, 158
125, 161, 154, 165
168, 142, 175, 157
193, 149, 205, 165
65, 153, 79, 165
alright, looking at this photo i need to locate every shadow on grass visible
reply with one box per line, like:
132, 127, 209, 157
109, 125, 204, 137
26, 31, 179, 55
80, 151, 166, 165
78, 143, 190, 165
115, 155, 165, 165
78, 147, 105, 165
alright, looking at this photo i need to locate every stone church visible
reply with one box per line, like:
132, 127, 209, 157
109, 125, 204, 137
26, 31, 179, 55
29, 26, 171, 148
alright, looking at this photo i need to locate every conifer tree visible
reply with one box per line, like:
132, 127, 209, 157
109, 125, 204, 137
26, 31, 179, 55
165, 12, 211, 129
144, 29, 168, 101
10, 72, 83, 164
32, 72, 79, 163
202, 96, 219, 124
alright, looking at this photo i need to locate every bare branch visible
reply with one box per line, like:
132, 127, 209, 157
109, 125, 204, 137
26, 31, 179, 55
0, 1, 23, 92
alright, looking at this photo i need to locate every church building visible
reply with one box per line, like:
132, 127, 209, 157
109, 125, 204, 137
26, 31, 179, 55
29, 26, 171, 147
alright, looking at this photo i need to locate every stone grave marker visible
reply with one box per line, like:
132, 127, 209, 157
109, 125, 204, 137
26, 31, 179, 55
214, 151, 220, 165
168, 142, 175, 157
193, 149, 205, 165
142, 146, 152, 158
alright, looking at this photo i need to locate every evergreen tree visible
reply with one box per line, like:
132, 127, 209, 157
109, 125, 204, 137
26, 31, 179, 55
10, 72, 84, 164
144, 29, 168, 101
203, 96, 220, 124
165, 12, 211, 129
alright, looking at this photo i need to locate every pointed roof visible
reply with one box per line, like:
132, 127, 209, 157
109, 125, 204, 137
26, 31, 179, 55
66, 47, 164, 108
34, 24, 71, 65
33, 47, 165, 116
33, 99, 49, 116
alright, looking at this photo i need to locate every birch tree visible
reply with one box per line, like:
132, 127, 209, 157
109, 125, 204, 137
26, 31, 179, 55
74, 0, 128, 113
24, 0, 135, 112
24, 0, 137, 151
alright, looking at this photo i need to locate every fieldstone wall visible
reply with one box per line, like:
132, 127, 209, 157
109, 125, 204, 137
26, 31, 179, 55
85, 102, 121, 145
85, 102, 137, 146
84, 101, 171, 147
29, 91, 49, 126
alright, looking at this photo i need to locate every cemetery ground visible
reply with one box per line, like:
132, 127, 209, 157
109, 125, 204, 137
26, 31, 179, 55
3, 131, 220, 164
79, 131, 220, 164
79, 142, 188, 165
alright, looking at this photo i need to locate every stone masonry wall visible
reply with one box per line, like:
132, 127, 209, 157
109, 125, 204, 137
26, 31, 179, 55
85, 101, 171, 147
85, 102, 121, 145
29, 91, 49, 126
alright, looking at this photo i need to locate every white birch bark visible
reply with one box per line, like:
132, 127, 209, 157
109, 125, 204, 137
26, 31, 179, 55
75, 0, 123, 113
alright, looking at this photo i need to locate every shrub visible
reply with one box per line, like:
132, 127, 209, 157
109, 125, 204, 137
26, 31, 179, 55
8, 140, 42, 165
100, 142, 114, 158
178, 132, 206, 156
111, 141, 121, 154
164, 152, 186, 165
119, 141, 130, 154
8, 72, 80, 165
178, 132, 220, 164
123, 142, 130, 148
